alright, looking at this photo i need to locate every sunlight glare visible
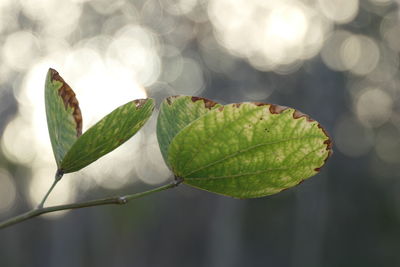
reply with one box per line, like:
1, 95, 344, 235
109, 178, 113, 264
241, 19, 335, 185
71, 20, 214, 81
208, 0, 328, 72
318, 0, 359, 24
2, 31, 40, 71
340, 35, 380, 75
266, 6, 307, 45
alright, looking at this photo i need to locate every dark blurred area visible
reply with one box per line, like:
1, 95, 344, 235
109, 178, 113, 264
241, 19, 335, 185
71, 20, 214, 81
1, 0, 400, 266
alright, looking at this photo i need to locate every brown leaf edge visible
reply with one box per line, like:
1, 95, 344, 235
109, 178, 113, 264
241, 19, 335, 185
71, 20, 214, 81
49, 68, 83, 137
217, 101, 333, 193
165, 95, 220, 110
167, 97, 333, 197
257, 102, 332, 171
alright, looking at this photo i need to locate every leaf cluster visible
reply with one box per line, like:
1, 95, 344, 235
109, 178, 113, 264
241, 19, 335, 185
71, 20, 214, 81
46, 69, 332, 198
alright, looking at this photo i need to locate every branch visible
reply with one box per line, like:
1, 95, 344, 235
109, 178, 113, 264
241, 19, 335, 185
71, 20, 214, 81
0, 179, 182, 230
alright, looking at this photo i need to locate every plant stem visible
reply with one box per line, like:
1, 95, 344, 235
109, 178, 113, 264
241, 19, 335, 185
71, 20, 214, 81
0, 179, 182, 230
37, 171, 63, 209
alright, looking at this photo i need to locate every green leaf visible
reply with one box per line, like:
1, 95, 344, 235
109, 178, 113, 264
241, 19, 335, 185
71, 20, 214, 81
45, 68, 82, 168
156, 96, 222, 166
158, 96, 332, 198
60, 98, 155, 173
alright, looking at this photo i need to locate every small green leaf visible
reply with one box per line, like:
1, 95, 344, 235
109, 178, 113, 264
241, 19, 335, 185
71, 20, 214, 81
45, 68, 82, 168
158, 97, 332, 198
156, 96, 222, 165
60, 98, 155, 173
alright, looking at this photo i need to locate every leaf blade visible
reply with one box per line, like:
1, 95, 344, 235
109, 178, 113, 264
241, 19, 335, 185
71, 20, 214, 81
45, 68, 82, 168
167, 102, 332, 198
60, 98, 155, 173
156, 96, 222, 165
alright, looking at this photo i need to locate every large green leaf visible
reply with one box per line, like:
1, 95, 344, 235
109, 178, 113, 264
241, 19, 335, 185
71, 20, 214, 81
156, 96, 222, 165
158, 96, 332, 198
60, 98, 154, 173
45, 68, 82, 168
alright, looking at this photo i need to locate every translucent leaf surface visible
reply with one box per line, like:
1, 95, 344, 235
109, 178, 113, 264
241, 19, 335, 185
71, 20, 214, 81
157, 96, 222, 165
45, 68, 82, 168
158, 96, 332, 198
60, 98, 154, 173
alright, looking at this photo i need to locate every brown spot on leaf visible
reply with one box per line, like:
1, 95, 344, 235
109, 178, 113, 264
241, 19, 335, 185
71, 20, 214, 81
50, 68, 82, 137
191, 96, 219, 110
269, 104, 289, 114
232, 103, 241, 108
133, 99, 147, 108
324, 139, 333, 151
218, 106, 224, 111
166, 95, 180, 105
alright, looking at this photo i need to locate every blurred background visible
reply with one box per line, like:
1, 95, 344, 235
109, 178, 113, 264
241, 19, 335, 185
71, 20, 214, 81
0, 0, 399, 266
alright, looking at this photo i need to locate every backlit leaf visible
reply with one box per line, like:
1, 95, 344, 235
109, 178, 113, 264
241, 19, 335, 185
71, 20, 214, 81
158, 96, 332, 198
60, 98, 154, 173
156, 96, 222, 165
45, 68, 82, 168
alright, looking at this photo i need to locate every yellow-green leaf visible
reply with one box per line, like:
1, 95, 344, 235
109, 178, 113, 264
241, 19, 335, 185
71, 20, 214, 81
157, 96, 332, 198
156, 96, 222, 166
60, 98, 154, 173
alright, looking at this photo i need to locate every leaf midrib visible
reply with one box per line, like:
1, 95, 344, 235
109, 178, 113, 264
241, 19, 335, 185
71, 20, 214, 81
185, 146, 322, 181
184, 135, 324, 177
174, 104, 279, 174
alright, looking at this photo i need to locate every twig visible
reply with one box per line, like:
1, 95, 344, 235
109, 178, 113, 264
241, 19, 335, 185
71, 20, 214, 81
0, 179, 182, 230
37, 170, 63, 209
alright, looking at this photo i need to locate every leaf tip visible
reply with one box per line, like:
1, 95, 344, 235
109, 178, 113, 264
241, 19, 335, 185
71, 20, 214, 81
48, 67, 58, 77
314, 123, 333, 172
48, 68, 65, 85
318, 123, 333, 150
49, 68, 83, 137
290, 107, 333, 172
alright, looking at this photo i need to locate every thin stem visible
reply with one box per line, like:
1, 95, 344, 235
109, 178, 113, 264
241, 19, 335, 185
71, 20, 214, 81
37, 171, 63, 209
0, 179, 182, 230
